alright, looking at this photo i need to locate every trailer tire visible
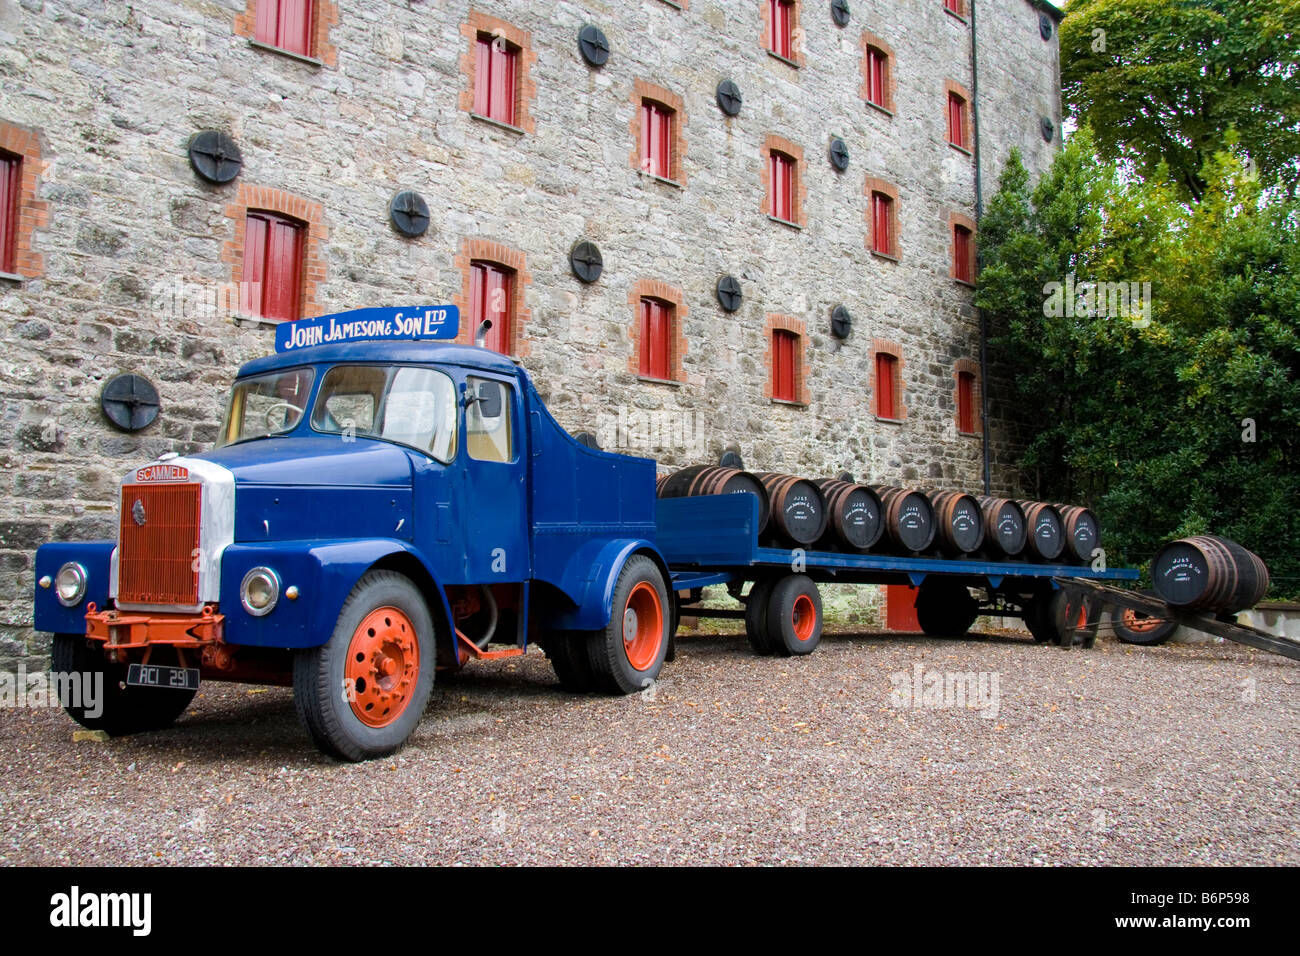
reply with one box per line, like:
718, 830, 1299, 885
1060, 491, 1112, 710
51, 634, 196, 736
585, 555, 670, 695
1048, 588, 1090, 647
294, 570, 435, 762
1023, 593, 1055, 643
1108, 591, 1176, 645
915, 581, 979, 637
745, 579, 775, 655
541, 630, 596, 691
765, 575, 823, 657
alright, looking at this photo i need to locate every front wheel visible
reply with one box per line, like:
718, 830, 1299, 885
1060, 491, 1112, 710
293, 570, 435, 761
51, 634, 197, 736
584, 555, 670, 694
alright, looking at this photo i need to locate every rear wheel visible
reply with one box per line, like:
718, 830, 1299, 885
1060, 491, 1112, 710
765, 575, 823, 657
294, 571, 435, 762
541, 630, 596, 691
584, 555, 670, 694
916, 580, 979, 637
51, 634, 196, 736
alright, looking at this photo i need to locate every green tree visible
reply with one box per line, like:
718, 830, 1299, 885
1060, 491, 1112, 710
1061, 0, 1300, 201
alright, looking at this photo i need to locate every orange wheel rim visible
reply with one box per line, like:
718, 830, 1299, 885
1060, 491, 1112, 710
345, 606, 419, 728
622, 582, 664, 671
792, 594, 816, 641
1121, 607, 1161, 633
1076, 606, 1087, 629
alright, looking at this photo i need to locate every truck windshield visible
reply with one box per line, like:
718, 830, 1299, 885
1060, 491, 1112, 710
219, 367, 315, 446
310, 364, 459, 462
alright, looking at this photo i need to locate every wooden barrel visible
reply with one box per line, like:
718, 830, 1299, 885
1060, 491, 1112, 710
977, 496, 1027, 557
754, 473, 829, 547
812, 479, 884, 552
1152, 535, 1270, 613
872, 486, 937, 553
1055, 504, 1100, 564
657, 465, 771, 533
925, 490, 986, 556
1016, 500, 1065, 562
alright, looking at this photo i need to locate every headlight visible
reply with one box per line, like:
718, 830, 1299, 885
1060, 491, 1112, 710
55, 563, 88, 607
240, 567, 281, 617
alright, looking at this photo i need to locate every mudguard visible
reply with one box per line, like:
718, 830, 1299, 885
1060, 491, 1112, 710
33, 541, 116, 635
218, 539, 453, 649
541, 537, 670, 631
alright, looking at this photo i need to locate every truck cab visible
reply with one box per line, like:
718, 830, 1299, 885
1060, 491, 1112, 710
34, 309, 673, 761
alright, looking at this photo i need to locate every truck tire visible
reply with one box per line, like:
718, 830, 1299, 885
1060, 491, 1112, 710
744, 579, 775, 655
765, 575, 823, 657
51, 633, 196, 736
915, 580, 979, 637
584, 555, 670, 694
541, 630, 596, 692
293, 570, 435, 762
1108, 591, 1176, 645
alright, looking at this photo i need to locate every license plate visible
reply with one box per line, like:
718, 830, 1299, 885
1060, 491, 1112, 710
127, 663, 200, 691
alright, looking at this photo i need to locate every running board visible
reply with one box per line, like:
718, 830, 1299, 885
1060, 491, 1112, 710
455, 629, 526, 661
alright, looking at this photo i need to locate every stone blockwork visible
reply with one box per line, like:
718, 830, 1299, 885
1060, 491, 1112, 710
0, 0, 1061, 663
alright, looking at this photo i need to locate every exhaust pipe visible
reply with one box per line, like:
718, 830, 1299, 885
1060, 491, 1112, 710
474, 319, 493, 348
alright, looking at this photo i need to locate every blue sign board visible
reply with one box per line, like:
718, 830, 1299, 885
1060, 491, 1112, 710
274, 306, 460, 353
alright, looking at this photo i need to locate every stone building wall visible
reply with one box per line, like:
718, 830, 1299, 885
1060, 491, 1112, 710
0, 0, 1062, 664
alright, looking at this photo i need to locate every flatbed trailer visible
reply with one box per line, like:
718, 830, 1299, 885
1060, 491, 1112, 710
656, 495, 1140, 655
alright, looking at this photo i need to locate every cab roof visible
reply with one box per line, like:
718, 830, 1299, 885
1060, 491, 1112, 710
236, 340, 522, 379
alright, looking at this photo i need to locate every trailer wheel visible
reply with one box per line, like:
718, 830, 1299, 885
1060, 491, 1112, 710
1047, 589, 1090, 647
585, 555, 670, 694
1108, 591, 1176, 645
744, 579, 775, 655
915, 581, 979, 637
541, 630, 596, 692
1023, 593, 1055, 643
51, 634, 197, 736
765, 575, 823, 657
293, 570, 435, 762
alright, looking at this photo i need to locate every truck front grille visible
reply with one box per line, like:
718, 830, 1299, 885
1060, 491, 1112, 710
117, 483, 202, 606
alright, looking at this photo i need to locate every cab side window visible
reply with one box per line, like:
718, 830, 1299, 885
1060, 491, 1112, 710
466, 377, 513, 463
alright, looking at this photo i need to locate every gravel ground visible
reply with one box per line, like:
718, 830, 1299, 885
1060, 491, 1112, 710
1, 627, 1297, 866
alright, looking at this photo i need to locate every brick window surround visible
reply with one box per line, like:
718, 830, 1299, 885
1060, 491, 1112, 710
954, 358, 983, 435
458, 11, 537, 134
234, 0, 338, 67
950, 211, 977, 285
761, 0, 805, 67
629, 80, 687, 185
764, 314, 810, 406
945, 79, 975, 154
870, 339, 906, 422
627, 279, 688, 383
453, 238, 533, 358
859, 32, 897, 115
761, 134, 807, 228
864, 176, 900, 259
0, 122, 47, 279
222, 184, 327, 321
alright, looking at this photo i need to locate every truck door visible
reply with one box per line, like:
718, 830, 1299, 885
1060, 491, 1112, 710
460, 374, 528, 583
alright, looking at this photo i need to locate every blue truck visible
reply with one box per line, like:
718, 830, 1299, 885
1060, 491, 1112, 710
33, 307, 1136, 761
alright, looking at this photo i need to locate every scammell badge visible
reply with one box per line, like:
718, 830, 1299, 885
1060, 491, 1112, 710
132, 499, 146, 527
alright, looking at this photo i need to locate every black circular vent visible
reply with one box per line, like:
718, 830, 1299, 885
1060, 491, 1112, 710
716, 275, 742, 312
569, 240, 603, 283
716, 80, 743, 117
388, 190, 430, 237
831, 305, 852, 339
187, 130, 242, 184
578, 25, 610, 67
101, 374, 160, 432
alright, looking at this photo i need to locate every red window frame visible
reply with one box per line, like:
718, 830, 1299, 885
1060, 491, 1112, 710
944, 0, 964, 15
767, 0, 794, 59
474, 33, 518, 125
471, 260, 515, 355
953, 224, 974, 283
769, 151, 795, 223
948, 92, 967, 149
638, 297, 673, 381
871, 192, 893, 256
254, 0, 313, 58
640, 101, 673, 180
241, 211, 304, 322
772, 329, 797, 402
957, 371, 976, 434
865, 46, 887, 108
875, 352, 898, 419
0, 151, 19, 275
